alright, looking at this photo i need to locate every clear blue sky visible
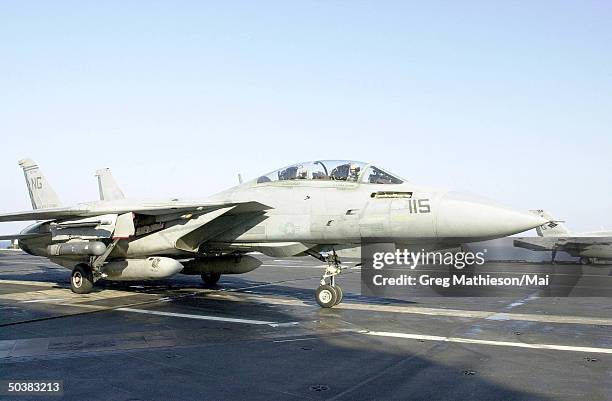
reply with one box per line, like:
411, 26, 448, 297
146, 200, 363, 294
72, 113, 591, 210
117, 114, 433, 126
1, 1, 611, 235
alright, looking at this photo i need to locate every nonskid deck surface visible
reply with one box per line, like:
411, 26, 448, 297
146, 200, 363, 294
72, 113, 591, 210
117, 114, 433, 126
0, 251, 610, 401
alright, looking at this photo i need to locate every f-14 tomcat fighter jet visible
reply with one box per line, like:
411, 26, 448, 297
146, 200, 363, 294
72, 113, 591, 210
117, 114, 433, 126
0, 159, 547, 307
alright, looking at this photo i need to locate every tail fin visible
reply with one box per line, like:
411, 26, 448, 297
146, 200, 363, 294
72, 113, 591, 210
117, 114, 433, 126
529, 210, 570, 237
18, 159, 62, 210
95, 168, 125, 201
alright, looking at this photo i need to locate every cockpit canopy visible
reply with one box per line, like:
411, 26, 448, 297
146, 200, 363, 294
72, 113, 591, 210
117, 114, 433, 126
256, 160, 404, 184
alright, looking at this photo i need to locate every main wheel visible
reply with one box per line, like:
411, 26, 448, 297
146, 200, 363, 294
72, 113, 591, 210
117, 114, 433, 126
71, 264, 94, 294
333, 285, 343, 305
579, 257, 591, 265
201, 272, 221, 286
316, 284, 338, 308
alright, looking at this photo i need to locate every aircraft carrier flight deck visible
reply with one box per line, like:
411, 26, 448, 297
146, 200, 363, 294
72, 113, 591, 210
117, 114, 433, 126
0, 251, 610, 401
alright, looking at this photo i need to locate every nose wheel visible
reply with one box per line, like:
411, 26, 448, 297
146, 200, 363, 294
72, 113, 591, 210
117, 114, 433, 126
316, 284, 342, 308
313, 250, 345, 308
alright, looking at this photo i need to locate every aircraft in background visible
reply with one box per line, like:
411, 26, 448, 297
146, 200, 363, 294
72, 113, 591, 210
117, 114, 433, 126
0, 159, 547, 307
514, 210, 612, 265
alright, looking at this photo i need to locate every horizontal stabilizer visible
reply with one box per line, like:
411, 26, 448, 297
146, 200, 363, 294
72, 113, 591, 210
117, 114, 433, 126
513, 238, 556, 251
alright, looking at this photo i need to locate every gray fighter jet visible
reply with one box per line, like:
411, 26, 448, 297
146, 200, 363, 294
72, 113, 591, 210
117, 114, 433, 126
0, 159, 547, 307
514, 210, 612, 265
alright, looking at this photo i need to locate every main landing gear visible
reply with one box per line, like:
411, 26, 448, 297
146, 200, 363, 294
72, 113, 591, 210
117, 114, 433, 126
69, 238, 119, 294
201, 272, 221, 286
71, 264, 94, 294
311, 250, 344, 308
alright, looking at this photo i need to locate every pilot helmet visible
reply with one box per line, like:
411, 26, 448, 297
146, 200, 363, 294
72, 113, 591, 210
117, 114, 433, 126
296, 165, 308, 179
349, 163, 361, 179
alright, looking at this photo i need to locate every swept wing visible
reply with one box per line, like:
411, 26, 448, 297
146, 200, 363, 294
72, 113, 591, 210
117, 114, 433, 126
0, 200, 270, 222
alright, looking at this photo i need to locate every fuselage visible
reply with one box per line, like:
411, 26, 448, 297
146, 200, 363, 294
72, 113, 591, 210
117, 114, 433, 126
207, 179, 545, 247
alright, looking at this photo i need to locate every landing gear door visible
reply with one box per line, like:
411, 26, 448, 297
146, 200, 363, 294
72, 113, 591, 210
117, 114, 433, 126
114, 213, 135, 239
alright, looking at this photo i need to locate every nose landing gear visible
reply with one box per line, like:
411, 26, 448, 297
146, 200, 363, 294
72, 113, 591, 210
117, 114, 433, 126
312, 250, 345, 308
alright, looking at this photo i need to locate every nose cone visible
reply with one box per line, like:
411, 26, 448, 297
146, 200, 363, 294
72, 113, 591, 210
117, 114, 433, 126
437, 192, 547, 241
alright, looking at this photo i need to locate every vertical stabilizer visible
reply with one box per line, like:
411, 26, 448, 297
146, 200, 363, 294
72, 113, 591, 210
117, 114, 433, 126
529, 210, 570, 237
95, 168, 125, 201
18, 159, 62, 210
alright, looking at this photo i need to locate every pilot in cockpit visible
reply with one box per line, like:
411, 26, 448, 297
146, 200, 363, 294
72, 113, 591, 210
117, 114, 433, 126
330, 163, 361, 182
348, 163, 361, 182
296, 165, 308, 179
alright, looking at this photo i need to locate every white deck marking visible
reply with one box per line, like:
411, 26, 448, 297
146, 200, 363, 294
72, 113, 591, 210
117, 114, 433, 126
273, 337, 317, 343
0, 279, 62, 287
21, 298, 66, 303
116, 307, 279, 326
260, 264, 327, 268
363, 330, 612, 354
332, 302, 612, 326
0, 261, 57, 265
